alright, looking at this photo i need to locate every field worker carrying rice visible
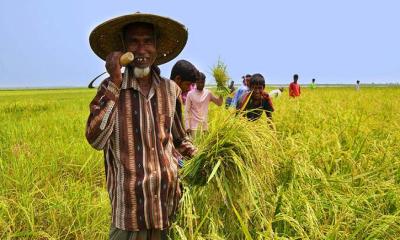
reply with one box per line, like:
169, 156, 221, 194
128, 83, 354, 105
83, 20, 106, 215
237, 74, 274, 123
85, 12, 196, 240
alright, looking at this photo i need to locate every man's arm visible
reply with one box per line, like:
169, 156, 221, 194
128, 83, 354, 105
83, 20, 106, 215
263, 93, 274, 120
85, 78, 119, 150
209, 92, 223, 106
86, 51, 123, 150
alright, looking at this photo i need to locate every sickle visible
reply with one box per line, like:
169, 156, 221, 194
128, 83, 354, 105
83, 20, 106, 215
88, 52, 134, 88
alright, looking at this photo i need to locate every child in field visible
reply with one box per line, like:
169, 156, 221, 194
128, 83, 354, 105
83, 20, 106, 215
237, 73, 274, 122
185, 72, 223, 137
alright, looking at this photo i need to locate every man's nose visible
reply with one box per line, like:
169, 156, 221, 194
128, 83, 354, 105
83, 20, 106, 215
135, 42, 147, 54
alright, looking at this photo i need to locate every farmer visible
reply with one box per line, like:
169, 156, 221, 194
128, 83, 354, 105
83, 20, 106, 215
185, 72, 223, 137
310, 78, 316, 89
289, 74, 301, 97
170, 59, 199, 105
85, 12, 196, 239
230, 74, 251, 107
269, 87, 284, 98
236, 73, 274, 122
356, 80, 360, 91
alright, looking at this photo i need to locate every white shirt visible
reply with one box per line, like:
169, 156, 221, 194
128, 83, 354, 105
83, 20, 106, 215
269, 89, 282, 98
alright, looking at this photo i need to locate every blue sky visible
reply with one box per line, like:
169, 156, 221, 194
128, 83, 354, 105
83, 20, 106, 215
0, 0, 399, 88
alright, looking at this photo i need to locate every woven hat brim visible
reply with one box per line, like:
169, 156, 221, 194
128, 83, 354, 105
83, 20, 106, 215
89, 13, 188, 65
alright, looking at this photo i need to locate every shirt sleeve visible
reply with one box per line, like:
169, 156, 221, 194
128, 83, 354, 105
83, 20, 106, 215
85, 78, 119, 150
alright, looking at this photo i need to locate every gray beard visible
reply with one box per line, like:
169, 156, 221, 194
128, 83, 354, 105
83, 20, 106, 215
134, 67, 151, 78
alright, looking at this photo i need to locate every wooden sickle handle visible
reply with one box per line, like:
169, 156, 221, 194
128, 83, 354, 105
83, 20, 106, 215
120, 52, 134, 66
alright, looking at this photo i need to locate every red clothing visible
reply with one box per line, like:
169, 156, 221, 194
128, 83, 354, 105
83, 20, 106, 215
289, 82, 301, 97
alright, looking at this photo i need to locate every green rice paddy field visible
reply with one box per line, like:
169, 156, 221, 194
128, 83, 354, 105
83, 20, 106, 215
0, 87, 399, 239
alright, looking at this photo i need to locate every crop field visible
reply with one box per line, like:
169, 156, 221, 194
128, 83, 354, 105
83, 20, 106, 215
0, 87, 399, 239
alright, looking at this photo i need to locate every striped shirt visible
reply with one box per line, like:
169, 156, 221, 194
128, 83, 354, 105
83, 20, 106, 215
86, 68, 195, 231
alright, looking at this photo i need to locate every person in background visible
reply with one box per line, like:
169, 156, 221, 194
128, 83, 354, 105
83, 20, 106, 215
185, 72, 223, 137
86, 13, 196, 239
269, 87, 284, 98
183, 83, 196, 104
170, 59, 199, 104
356, 80, 360, 91
310, 78, 316, 89
237, 73, 274, 123
225, 80, 236, 107
289, 74, 301, 97
230, 74, 251, 107
170, 59, 200, 130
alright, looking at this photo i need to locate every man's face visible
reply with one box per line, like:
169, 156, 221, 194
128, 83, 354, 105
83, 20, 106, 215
251, 84, 264, 101
179, 80, 193, 94
196, 78, 205, 91
124, 24, 157, 69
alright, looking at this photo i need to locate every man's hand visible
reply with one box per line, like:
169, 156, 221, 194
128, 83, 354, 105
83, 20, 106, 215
105, 51, 123, 88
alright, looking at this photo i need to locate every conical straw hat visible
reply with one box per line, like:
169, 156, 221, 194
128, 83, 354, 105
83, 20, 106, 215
89, 12, 188, 65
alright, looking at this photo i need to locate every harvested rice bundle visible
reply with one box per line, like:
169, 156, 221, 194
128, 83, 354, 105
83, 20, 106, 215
181, 108, 275, 191
176, 108, 278, 238
212, 59, 230, 97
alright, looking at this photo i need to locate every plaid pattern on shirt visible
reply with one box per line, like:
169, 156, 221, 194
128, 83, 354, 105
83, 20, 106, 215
86, 68, 195, 231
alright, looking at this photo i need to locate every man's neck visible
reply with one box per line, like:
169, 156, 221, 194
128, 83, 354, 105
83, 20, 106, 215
136, 74, 152, 97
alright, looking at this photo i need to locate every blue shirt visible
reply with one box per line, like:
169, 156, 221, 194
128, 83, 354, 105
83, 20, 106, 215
230, 85, 249, 108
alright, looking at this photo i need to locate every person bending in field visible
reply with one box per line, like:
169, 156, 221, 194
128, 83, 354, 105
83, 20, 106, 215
86, 12, 196, 240
184, 72, 223, 137
269, 87, 284, 98
236, 73, 274, 123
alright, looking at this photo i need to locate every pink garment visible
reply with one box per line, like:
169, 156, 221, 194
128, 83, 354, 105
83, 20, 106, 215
185, 89, 220, 131
181, 83, 196, 104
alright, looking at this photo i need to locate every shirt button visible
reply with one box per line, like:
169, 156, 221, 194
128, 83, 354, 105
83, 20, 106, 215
154, 195, 158, 199
138, 164, 141, 168
151, 147, 155, 151
134, 110, 138, 115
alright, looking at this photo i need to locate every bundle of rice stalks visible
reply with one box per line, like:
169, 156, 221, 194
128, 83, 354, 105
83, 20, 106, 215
212, 59, 230, 97
175, 108, 280, 239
